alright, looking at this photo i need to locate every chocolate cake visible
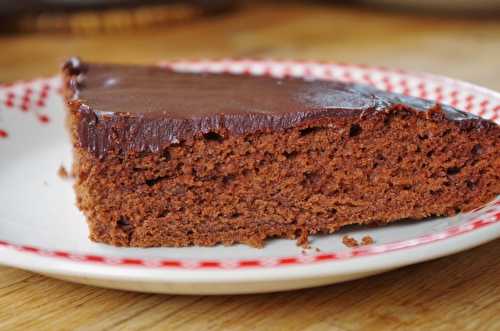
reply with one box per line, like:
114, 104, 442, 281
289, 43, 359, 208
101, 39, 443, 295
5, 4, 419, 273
62, 58, 500, 247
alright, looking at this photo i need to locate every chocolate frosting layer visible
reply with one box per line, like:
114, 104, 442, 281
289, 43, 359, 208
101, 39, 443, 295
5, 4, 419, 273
63, 58, 492, 158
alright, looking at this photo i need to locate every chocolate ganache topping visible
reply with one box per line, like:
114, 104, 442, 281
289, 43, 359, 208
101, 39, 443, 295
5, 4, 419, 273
63, 58, 491, 158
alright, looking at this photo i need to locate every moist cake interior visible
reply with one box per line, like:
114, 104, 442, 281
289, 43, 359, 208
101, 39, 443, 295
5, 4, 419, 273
64, 59, 500, 247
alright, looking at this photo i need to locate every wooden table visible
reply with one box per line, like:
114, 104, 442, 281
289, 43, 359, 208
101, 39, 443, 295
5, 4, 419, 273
1, 3, 499, 330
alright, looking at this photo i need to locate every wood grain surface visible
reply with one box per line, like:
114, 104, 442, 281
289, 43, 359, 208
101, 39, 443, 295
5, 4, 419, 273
1, 3, 499, 330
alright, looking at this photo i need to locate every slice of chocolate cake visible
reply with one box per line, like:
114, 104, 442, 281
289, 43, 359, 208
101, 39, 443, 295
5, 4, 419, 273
62, 58, 500, 247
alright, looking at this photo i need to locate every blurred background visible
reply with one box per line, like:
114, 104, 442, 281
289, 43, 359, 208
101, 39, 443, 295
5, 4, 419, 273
1, 0, 500, 90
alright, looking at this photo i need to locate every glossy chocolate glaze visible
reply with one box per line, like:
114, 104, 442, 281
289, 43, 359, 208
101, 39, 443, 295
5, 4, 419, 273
63, 58, 491, 158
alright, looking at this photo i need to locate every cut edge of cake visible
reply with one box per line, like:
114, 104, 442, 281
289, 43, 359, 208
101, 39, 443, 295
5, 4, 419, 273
62, 58, 500, 248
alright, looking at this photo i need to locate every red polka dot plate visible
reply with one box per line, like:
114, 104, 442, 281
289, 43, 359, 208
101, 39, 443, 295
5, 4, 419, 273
0, 60, 499, 294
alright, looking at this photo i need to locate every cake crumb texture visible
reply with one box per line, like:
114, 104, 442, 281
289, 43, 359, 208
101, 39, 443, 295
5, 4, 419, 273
70, 107, 500, 247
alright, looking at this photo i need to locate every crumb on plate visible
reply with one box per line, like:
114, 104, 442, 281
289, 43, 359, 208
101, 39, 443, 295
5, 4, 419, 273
342, 235, 359, 247
361, 235, 374, 245
58, 165, 69, 178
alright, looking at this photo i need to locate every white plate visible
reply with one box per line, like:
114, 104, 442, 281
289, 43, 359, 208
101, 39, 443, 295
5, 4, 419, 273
0, 60, 499, 294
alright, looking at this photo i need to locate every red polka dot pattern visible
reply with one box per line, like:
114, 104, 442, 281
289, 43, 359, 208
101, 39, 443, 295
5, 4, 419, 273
0, 77, 56, 137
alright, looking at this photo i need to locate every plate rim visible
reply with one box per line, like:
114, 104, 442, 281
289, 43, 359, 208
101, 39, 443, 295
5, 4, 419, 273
1, 222, 498, 282
0, 210, 499, 271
